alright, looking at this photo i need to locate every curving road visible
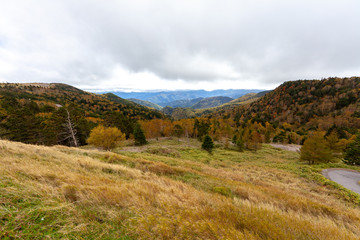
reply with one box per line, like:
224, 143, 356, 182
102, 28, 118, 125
322, 169, 360, 194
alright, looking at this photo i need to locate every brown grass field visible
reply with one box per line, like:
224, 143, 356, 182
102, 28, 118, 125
1, 138, 360, 239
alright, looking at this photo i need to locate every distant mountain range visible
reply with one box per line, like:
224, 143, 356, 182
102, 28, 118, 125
159, 92, 269, 120
128, 98, 163, 110
153, 96, 234, 109
111, 89, 264, 105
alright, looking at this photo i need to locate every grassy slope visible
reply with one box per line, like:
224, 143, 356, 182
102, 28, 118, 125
1, 139, 360, 239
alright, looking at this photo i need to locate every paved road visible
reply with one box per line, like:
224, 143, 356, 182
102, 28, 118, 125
322, 169, 360, 194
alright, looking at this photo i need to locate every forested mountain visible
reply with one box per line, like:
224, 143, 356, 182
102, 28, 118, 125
128, 98, 163, 110
224, 91, 270, 106
1, 78, 359, 148
137, 77, 360, 148
112, 89, 263, 104
0, 83, 164, 146
213, 77, 360, 132
160, 97, 204, 108
100, 92, 138, 106
192, 96, 233, 109
161, 106, 197, 120
160, 93, 264, 120
158, 96, 233, 109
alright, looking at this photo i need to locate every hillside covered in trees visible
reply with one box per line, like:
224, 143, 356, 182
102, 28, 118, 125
191, 96, 233, 109
1, 78, 360, 149
211, 77, 360, 130
127, 98, 163, 110
0, 83, 164, 146
136, 77, 360, 153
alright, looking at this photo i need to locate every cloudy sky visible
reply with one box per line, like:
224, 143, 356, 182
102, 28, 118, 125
0, 0, 359, 92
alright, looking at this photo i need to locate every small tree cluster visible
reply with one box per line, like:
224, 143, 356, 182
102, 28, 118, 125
87, 125, 125, 150
344, 134, 360, 165
300, 131, 334, 164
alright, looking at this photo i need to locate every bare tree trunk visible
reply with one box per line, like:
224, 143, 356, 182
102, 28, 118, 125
65, 109, 79, 147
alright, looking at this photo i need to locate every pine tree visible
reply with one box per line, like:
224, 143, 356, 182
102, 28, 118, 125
134, 123, 147, 146
202, 135, 214, 153
344, 134, 360, 165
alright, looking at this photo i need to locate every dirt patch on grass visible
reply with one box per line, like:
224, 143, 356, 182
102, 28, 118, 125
270, 143, 301, 152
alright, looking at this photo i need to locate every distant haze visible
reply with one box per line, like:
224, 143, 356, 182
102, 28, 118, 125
111, 89, 263, 104
0, 1, 359, 91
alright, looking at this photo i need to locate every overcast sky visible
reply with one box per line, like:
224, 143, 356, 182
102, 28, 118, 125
0, 0, 359, 92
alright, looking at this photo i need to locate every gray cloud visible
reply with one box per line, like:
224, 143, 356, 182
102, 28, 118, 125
0, 0, 359, 90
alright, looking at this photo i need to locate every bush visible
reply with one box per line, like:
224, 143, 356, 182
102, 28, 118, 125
62, 185, 78, 202
87, 125, 125, 150
344, 134, 360, 165
212, 186, 232, 197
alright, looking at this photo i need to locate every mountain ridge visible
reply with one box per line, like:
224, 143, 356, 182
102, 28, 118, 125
209, 77, 360, 132
110, 89, 264, 104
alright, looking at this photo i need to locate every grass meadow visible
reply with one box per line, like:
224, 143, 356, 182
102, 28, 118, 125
1, 138, 360, 239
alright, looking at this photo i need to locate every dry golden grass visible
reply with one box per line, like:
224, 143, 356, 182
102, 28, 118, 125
1, 139, 360, 239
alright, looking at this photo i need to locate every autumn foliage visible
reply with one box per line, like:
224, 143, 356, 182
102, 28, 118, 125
87, 125, 125, 150
300, 131, 334, 164
344, 134, 360, 165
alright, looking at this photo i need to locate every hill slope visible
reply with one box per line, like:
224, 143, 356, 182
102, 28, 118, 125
128, 98, 163, 110
0, 83, 164, 146
0, 83, 163, 120
1, 139, 360, 239
211, 77, 360, 131
160, 97, 203, 108
191, 96, 233, 109
112, 89, 263, 104
250, 77, 360, 127
226, 91, 270, 106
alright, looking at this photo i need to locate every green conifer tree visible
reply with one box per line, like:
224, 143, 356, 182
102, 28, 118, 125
202, 135, 214, 153
134, 123, 147, 146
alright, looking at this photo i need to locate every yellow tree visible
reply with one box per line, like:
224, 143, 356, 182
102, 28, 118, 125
87, 125, 125, 150
326, 130, 346, 158
300, 131, 334, 164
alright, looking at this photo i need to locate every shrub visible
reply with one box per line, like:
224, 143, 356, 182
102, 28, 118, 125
212, 186, 232, 197
62, 185, 78, 202
87, 125, 125, 150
